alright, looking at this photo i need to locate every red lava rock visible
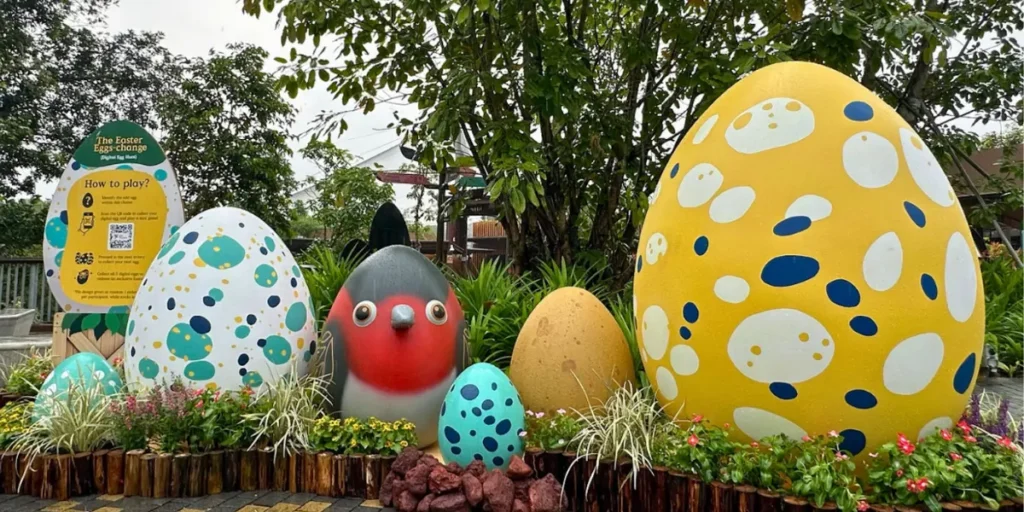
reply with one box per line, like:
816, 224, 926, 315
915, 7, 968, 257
380, 472, 398, 506
483, 469, 514, 512
430, 465, 463, 494
507, 456, 533, 480
420, 454, 441, 468
417, 493, 435, 512
466, 460, 487, 478
396, 490, 421, 512
513, 498, 531, 512
406, 463, 433, 496
462, 473, 484, 507
430, 492, 470, 512
446, 461, 465, 475
528, 473, 564, 512
513, 478, 531, 502
393, 447, 425, 476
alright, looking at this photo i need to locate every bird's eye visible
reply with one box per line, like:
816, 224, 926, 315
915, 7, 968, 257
425, 300, 447, 325
352, 301, 376, 327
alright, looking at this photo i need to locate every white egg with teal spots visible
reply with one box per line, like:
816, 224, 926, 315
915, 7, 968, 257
439, 363, 525, 470
125, 207, 316, 392
34, 353, 122, 421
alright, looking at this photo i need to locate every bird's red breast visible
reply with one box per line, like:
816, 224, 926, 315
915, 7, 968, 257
330, 288, 462, 393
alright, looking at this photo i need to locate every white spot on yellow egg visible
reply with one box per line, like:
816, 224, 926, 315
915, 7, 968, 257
713, 276, 750, 304
733, 407, 807, 441
645, 233, 668, 264
863, 232, 903, 292
883, 333, 944, 395
899, 128, 955, 207
727, 309, 833, 383
677, 163, 723, 207
785, 195, 832, 221
670, 345, 699, 376
842, 131, 898, 188
655, 366, 678, 400
725, 98, 813, 154
944, 231, 977, 322
642, 305, 670, 360
692, 114, 719, 144
709, 186, 756, 224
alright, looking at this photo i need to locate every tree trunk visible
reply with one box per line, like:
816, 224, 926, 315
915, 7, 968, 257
334, 454, 347, 497
71, 453, 93, 497
223, 449, 240, 492
273, 452, 288, 491
345, 454, 364, 498
364, 454, 381, 500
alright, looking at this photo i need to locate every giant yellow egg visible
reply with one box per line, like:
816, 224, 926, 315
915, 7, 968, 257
634, 62, 983, 456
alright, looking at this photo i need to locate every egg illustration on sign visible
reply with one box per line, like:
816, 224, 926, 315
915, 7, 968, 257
34, 352, 123, 421
325, 245, 465, 447
124, 207, 316, 392
439, 363, 525, 469
634, 61, 983, 457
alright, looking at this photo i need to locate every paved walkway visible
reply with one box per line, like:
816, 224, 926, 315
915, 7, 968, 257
975, 376, 1024, 417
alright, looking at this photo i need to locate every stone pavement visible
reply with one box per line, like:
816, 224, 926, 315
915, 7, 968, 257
0, 491, 390, 512
975, 376, 1024, 417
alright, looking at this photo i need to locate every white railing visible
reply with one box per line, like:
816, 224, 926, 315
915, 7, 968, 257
0, 258, 60, 324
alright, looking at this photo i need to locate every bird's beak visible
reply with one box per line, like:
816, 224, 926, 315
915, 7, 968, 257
391, 304, 415, 330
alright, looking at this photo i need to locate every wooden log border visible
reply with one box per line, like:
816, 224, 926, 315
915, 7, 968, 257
0, 447, 1017, 512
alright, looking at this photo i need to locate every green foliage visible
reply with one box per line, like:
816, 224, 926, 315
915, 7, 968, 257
243, 0, 1021, 281
608, 295, 646, 388
0, 198, 47, 257
298, 139, 395, 249
1, 0, 175, 196
2, 349, 53, 396
981, 243, 1024, 375
308, 416, 417, 456
300, 244, 363, 329
243, 369, 329, 456
787, 433, 864, 511
0, 402, 32, 449
158, 44, 297, 236
12, 381, 114, 457
524, 409, 583, 451
664, 415, 738, 483
723, 434, 796, 491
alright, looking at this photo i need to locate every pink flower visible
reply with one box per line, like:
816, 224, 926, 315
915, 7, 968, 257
997, 437, 1016, 450
687, 434, 699, 447
896, 469, 904, 477
896, 432, 909, 444
801, 435, 811, 442
940, 429, 953, 441
857, 501, 870, 511
949, 452, 962, 461
535, 412, 545, 419
518, 431, 527, 438
835, 452, 848, 461
525, 410, 535, 417
965, 435, 977, 444
828, 430, 839, 438
957, 420, 971, 434
692, 414, 703, 423
750, 442, 759, 448
195, 400, 204, 409
556, 409, 566, 415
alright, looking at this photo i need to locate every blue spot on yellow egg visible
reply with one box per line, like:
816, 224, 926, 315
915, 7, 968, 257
285, 302, 307, 332
167, 298, 176, 310
267, 296, 280, 308
769, 382, 797, 400
183, 232, 199, 244
198, 235, 245, 270
921, 274, 938, 300
845, 390, 877, 409
953, 353, 976, 394
139, 358, 159, 379
235, 325, 250, 338
168, 251, 185, 264
243, 371, 263, 388
45, 218, 68, 248
496, 419, 511, 435
839, 429, 866, 455
694, 236, 709, 256
904, 201, 926, 228
670, 163, 680, 178
679, 326, 691, 340
636, 257, 642, 273
461, 384, 479, 400
184, 361, 215, 381
761, 255, 820, 287
254, 264, 278, 287
683, 302, 699, 323
189, 315, 212, 334
773, 216, 812, 236
850, 316, 878, 336
154, 169, 168, 181
826, 279, 861, 307
843, 101, 873, 121
262, 335, 292, 364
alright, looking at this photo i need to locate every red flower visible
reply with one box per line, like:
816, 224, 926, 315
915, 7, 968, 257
898, 440, 915, 455
896, 469, 904, 477
750, 441, 759, 448
949, 452, 962, 461
997, 437, 1016, 450
687, 434, 699, 447
39, 372, 48, 380
940, 429, 952, 441
965, 435, 977, 444
905, 477, 929, 494
723, 422, 730, 428
692, 414, 703, 423
957, 420, 972, 434
195, 400, 204, 409
857, 501, 869, 511
801, 435, 811, 442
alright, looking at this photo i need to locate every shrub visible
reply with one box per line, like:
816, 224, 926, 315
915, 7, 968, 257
301, 244, 362, 329
787, 432, 864, 511
0, 402, 31, 449
664, 415, 737, 483
243, 370, 328, 455
308, 416, 417, 455
524, 409, 583, 451
3, 349, 54, 396
12, 381, 114, 458
981, 243, 1024, 375
722, 434, 796, 491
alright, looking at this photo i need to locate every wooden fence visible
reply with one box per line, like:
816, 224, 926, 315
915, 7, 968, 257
0, 259, 60, 324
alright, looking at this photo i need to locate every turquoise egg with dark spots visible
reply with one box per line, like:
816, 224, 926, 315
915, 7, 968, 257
438, 363, 525, 469
33, 353, 122, 421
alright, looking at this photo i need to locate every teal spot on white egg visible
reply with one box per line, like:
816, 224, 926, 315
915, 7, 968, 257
292, 265, 301, 278
127, 320, 135, 335
170, 225, 179, 234
254, 264, 278, 287
158, 231, 181, 258
209, 288, 224, 301
438, 363, 525, 469
55, 250, 63, 267
303, 351, 312, 362
168, 251, 186, 264
184, 361, 216, 381
264, 236, 276, 252
260, 335, 291, 364
235, 325, 251, 338
45, 217, 68, 248
243, 371, 263, 388
167, 323, 213, 360
198, 235, 245, 269
139, 358, 159, 379
285, 302, 307, 332
154, 169, 168, 181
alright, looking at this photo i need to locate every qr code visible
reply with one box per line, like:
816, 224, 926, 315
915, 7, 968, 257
108, 223, 134, 251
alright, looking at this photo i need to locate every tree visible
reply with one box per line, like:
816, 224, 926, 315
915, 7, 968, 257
403, 164, 438, 244
1, 0, 176, 196
299, 140, 394, 249
0, 197, 48, 256
244, 0, 1022, 279
158, 44, 298, 236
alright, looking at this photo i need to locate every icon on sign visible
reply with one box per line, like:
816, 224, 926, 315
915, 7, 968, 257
82, 193, 94, 208
78, 212, 95, 234
76, 269, 90, 285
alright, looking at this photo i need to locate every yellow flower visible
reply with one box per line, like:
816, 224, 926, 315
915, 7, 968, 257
400, 440, 408, 447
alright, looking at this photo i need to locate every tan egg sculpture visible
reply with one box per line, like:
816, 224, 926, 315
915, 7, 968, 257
509, 287, 637, 412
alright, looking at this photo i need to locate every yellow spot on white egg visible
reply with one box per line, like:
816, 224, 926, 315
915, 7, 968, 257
194, 258, 206, 267
798, 332, 809, 342
235, 317, 242, 323
177, 313, 183, 319
222, 279, 229, 284
163, 366, 168, 372
768, 122, 778, 129
189, 273, 197, 279
822, 339, 830, 347
750, 345, 761, 355
761, 103, 773, 111
812, 353, 823, 361
153, 342, 163, 349
785, 101, 801, 111
746, 361, 754, 367
169, 270, 175, 275
175, 286, 182, 291
152, 315, 158, 320
297, 338, 305, 349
